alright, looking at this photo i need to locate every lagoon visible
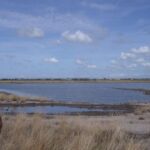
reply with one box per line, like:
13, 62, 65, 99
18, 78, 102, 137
0, 82, 150, 104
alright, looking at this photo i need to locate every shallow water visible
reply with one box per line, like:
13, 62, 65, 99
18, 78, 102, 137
0, 106, 91, 114
0, 105, 123, 114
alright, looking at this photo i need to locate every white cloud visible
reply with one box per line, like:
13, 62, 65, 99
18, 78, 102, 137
62, 30, 92, 43
131, 46, 150, 54
111, 46, 150, 70
120, 52, 136, 60
18, 27, 44, 38
44, 57, 59, 63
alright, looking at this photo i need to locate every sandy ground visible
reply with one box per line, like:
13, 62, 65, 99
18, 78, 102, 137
45, 112, 150, 136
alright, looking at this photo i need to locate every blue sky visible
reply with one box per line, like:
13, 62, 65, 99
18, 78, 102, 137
0, 0, 150, 78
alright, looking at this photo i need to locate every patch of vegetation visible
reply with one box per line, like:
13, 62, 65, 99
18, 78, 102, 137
0, 93, 26, 103
0, 115, 147, 150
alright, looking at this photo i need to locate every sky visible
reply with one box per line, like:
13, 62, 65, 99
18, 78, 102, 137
0, 0, 150, 78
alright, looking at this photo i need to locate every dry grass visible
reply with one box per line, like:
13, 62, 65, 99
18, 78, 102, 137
0, 115, 148, 150
0, 93, 26, 103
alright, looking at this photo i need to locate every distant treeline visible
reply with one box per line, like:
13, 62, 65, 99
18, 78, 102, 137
0, 78, 150, 81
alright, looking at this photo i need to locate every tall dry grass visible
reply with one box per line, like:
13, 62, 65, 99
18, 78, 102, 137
0, 115, 147, 150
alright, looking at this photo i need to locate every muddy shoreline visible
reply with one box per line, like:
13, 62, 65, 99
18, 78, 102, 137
114, 87, 150, 95
0, 91, 150, 116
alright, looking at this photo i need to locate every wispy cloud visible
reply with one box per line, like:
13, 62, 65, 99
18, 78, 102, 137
82, 2, 117, 11
76, 59, 97, 69
76, 59, 86, 65
120, 52, 136, 60
142, 62, 150, 67
18, 27, 44, 38
0, 9, 107, 39
87, 64, 97, 69
135, 58, 145, 63
113, 34, 133, 45
131, 46, 150, 54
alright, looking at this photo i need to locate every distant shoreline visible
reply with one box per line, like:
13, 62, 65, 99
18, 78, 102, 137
0, 79, 150, 84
